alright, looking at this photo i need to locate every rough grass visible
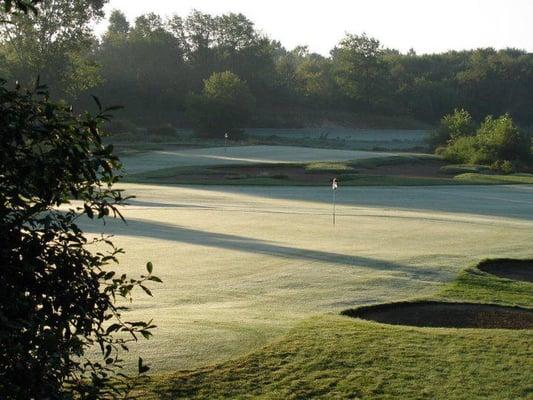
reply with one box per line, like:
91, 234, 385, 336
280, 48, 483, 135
440, 262, 533, 307
440, 164, 491, 175
454, 173, 533, 184
304, 161, 355, 173
133, 262, 533, 399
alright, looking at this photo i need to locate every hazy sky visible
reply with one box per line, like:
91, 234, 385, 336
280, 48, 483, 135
97, 0, 533, 55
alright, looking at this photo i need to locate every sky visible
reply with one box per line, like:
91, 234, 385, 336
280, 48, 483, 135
96, 0, 533, 55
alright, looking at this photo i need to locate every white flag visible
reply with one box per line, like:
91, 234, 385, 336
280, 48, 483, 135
332, 178, 338, 190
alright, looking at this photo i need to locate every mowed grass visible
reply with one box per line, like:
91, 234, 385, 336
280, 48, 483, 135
440, 261, 533, 306
455, 173, 533, 185
80, 183, 533, 377
118, 145, 397, 174
123, 149, 533, 187
134, 262, 533, 399
123, 155, 448, 186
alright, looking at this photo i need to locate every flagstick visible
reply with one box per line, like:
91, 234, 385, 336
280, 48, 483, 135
333, 189, 336, 225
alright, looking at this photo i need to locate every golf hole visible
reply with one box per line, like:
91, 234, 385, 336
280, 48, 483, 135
342, 301, 533, 329
477, 259, 533, 283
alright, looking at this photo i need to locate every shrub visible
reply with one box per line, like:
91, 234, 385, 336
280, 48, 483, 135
441, 113, 531, 167
442, 135, 481, 164
0, 80, 160, 399
428, 108, 475, 149
476, 115, 530, 162
490, 160, 515, 174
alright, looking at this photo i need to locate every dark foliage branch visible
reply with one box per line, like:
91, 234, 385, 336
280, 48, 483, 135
0, 79, 161, 399
1, 0, 42, 15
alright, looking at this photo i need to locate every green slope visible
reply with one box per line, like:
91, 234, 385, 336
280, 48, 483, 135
135, 260, 533, 399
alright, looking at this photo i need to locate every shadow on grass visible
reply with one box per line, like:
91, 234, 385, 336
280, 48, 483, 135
83, 217, 447, 282
176, 184, 533, 222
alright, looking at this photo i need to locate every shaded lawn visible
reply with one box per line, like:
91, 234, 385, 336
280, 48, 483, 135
124, 157, 533, 187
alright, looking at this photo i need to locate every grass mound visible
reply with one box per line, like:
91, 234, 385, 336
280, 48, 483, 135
454, 172, 533, 184
342, 301, 533, 329
133, 258, 533, 398
477, 258, 533, 283
440, 164, 491, 175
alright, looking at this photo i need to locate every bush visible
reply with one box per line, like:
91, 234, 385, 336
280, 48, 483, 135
428, 108, 475, 149
442, 135, 481, 163
490, 160, 515, 174
441, 113, 531, 167
0, 80, 160, 399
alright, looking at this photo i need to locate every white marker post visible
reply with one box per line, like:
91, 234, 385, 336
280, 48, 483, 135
332, 178, 338, 225
224, 132, 229, 153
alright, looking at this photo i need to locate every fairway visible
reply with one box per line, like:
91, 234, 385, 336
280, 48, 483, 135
81, 183, 533, 372
5, 2, 533, 398
119, 145, 397, 174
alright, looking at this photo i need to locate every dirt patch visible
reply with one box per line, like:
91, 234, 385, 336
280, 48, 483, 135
342, 301, 533, 329
477, 259, 533, 283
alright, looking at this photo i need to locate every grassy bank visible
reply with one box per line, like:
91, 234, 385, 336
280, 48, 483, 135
124, 155, 533, 186
134, 259, 533, 399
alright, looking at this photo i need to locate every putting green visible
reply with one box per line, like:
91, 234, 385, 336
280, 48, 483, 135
79, 183, 533, 373
120, 145, 397, 174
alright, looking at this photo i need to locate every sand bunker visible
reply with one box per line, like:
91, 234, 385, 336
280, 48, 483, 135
342, 301, 533, 329
477, 259, 533, 283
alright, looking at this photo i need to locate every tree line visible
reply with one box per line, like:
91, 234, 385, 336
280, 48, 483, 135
1, 4, 533, 133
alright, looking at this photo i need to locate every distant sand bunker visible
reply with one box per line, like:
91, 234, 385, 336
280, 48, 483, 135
342, 301, 533, 329
477, 259, 533, 283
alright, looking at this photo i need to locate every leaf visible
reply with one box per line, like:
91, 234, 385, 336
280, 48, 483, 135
140, 285, 152, 297
138, 357, 150, 374
103, 271, 115, 280
104, 344, 112, 359
106, 323, 122, 334
148, 276, 163, 283
141, 330, 152, 340
84, 204, 94, 219
146, 261, 153, 274
92, 95, 102, 111
104, 105, 124, 112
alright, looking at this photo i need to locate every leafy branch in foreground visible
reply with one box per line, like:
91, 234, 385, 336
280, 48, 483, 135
0, 79, 161, 399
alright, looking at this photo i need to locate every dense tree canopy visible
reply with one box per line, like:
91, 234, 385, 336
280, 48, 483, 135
1, 7, 532, 129
187, 70, 255, 137
0, 0, 107, 97
331, 33, 387, 109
